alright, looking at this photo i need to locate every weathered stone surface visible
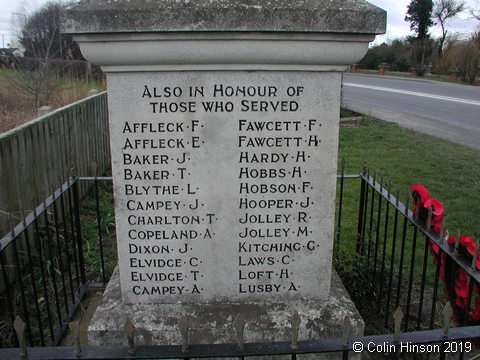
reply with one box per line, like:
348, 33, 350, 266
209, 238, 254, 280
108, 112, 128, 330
70, 2, 380, 352
62, 1, 385, 72
88, 266, 364, 350
66, 32, 376, 71
108, 71, 339, 305
63, 0, 386, 35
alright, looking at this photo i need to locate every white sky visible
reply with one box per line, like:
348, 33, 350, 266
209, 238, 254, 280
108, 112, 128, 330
1, 0, 479, 48
367, 0, 479, 45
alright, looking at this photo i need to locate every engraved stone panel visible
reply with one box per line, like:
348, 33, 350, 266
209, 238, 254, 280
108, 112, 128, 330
109, 71, 340, 304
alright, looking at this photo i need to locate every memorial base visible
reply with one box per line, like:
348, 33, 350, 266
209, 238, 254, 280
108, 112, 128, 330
88, 268, 364, 359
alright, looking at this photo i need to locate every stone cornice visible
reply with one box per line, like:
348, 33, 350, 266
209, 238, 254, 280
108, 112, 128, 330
63, 0, 386, 35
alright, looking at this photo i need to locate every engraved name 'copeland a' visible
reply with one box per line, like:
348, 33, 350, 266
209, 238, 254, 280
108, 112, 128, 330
110, 72, 340, 304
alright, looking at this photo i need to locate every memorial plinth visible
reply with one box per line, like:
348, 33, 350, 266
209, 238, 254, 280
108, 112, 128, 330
63, 0, 386, 351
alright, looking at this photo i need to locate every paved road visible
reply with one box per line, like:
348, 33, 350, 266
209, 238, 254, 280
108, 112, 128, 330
341, 74, 480, 150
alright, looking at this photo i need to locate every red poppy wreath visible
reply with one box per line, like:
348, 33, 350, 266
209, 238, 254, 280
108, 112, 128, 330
411, 184, 480, 324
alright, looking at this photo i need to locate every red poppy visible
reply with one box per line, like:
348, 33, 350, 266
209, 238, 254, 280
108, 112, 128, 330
424, 198, 444, 217
411, 184, 480, 322
432, 218, 444, 233
454, 269, 469, 299
459, 235, 475, 256
439, 263, 446, 281
428, 240, 447, 280
410, 185, 430, 207
449, 234, 479, 270
429, 239, 439, 256
461, 237, 480, 270
456, 296, 467, 309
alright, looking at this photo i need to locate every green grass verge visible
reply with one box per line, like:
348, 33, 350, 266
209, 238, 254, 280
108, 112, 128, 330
336, 117, 480, 330
79, 181, 117, 283
339, 117, 480, 238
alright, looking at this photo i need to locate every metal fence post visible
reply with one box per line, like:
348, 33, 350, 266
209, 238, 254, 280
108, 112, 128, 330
335, 158, 345, 260
355, 164, 368, 255
72, 178, 86, 285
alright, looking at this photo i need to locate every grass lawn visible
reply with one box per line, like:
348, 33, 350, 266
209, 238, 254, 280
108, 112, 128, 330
338, 117, 480, 239
336, 116, 480, 331
80, 180, 117, 283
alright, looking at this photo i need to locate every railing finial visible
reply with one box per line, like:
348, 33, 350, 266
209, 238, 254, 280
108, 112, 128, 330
69, 320, 82, 357
13, 316, 27, 359
426, 207, 433, 229
439, 218, 445, 244
178, 315, 189, 353
472, 237, 479, 270
393, 307, 403, 343
124, 317, 135, 355
404, 189, 409, 212
454, 229, 461, 255
442, 302, 453, 337
362, 160, 368, 175
233, 313, 246, 351
342, 316, 352, 347
290, 311, 301, 350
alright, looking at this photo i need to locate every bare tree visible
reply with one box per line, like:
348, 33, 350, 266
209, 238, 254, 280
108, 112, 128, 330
441, 32, 480, 84
470, 0, 480, 20
19, 2, 81, 60
434, 0, 466, 57
454, 32, 480, 84
8, 1, 79, 111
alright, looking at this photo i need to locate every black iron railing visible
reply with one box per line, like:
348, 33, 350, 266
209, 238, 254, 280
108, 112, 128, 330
0, 177, 113, 348
0, 172, 478, 359
0, 92, 110, 238
335, 167, 480, 335
1, 325, 480, 360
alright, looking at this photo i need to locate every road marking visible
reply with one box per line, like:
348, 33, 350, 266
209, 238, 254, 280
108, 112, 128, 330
343, 82, 480, 106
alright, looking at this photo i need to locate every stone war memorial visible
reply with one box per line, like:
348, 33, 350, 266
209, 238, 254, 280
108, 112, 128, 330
63, 0, 386, 352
